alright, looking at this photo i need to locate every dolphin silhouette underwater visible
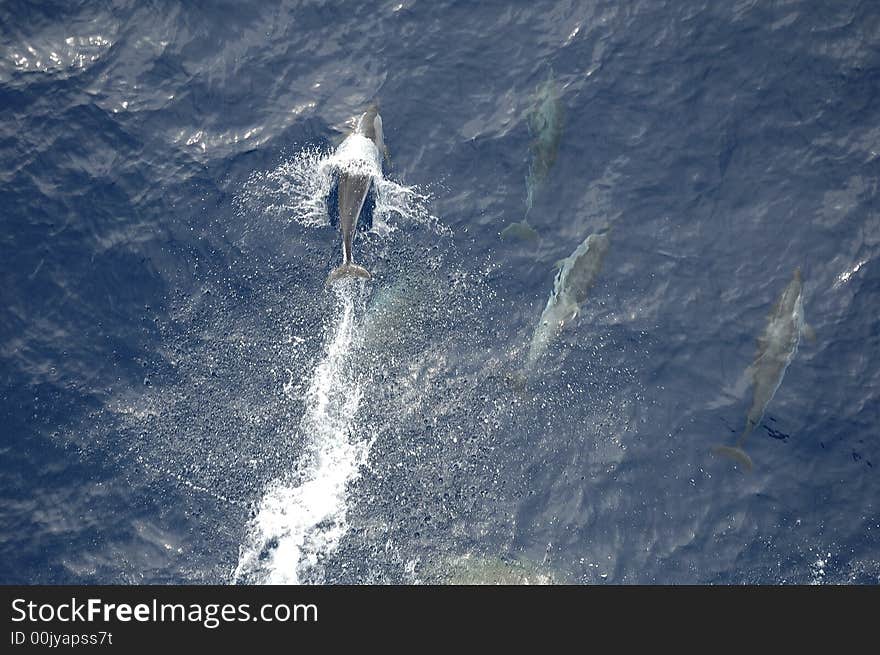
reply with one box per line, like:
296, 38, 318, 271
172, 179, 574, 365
325, 105, 388, 285
501, 68, 564, 242
712, 268, 815, 471
524, 228, 611, 373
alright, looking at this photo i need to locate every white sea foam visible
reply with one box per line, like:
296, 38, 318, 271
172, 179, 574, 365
236, 141, 448, 236
234, 286, 374, 584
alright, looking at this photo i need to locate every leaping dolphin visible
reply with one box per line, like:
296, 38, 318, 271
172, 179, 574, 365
326, 105, 387, 285
712, 268, 815, 471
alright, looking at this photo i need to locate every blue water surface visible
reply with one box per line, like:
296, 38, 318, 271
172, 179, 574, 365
1, 0, 878, 584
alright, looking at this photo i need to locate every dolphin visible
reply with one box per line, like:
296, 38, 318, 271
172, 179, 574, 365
501, 69, 563, 242
525, 69, 564, 213
712, 268, 815, 471
525, 229, 610, 372
326, 105, 387, 285
438, 553, 557, 585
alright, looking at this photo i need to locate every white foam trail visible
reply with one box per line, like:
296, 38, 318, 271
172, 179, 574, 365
234, 287, 374, 584
232, 138, 450, 583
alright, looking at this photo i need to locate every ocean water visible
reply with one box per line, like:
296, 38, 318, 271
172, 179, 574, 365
1, 0, 878, 584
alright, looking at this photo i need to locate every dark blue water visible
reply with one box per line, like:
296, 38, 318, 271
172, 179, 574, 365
2, 0, 878, 584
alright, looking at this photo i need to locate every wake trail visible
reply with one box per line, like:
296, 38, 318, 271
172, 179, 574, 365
231, 137, 445, 584
234, 284, 374, 584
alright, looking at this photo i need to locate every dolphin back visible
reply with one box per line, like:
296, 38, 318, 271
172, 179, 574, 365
559, 232, 610, 304
356, 105, 386, 160
325, 106, 387, 288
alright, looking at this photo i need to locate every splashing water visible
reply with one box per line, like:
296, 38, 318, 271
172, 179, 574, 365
239, 145, 332, 227
236, 144, 449, 237
230, 140, 451, 583
234, 284, 375, 584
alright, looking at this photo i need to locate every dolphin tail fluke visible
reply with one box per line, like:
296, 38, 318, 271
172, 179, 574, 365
711, 444, 754, 472
326, 263, 371, 286
500, 220, 539, 242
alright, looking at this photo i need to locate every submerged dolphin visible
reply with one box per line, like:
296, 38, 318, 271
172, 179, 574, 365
326, 106, 387, 285
525, 229, 610, 371
437, 553, 557, 585
501, 69, 563, 242
525, 69, 564, 212
712, 268, 815, 471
